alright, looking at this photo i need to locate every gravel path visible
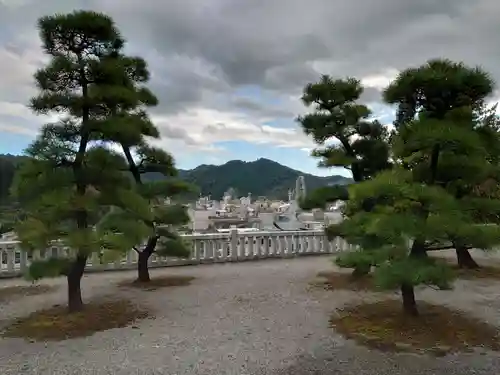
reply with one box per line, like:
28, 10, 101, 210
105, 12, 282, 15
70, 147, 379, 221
1, 252, 500, 374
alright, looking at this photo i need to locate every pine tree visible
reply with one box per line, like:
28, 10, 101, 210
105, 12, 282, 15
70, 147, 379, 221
332, 60, 500, 316
298, 76, 392, 188
10, 11, 158, 312
123, 144, 193, 282
297, 76, 392, 211
383, 59, 498, 268
92, 53, 194, 282
297, 76, 392, 275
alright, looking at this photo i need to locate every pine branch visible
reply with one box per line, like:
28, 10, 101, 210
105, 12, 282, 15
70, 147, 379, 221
425, 245, 458, 251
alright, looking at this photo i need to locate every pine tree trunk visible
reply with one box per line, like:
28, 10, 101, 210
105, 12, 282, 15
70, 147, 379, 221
399, 143, 438, 317
67, 254, 87, 313
67, 65, 90, 314
410, 239, 428, 258
455, 246, 479, 269
398, 239, 427, 316
137, 251, 151, 282
136, 236, 159, 283
401, 283, 418, 316
351, 264, 370, 278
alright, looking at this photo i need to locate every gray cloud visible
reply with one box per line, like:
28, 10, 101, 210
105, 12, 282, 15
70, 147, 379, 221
114, 0, 481, 86
360, 87, 383, 104
230, 97, 295, 119
1, 0, 500, 156
147, 60, 229, 115
202, 123, 227, 135
159, 125, 199, 146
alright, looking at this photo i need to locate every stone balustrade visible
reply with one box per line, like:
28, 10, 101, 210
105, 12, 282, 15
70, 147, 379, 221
0, 229, 353, 278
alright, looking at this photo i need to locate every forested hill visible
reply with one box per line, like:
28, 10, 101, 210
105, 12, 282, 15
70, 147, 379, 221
174, 158, 351, 200
0, 154, 29, 205
0, 154, 352, 202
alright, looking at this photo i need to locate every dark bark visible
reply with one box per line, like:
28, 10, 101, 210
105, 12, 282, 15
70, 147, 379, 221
123, 145, 158, 283
399, 140, 439, 316
455, 245, 479, 269
410, 239, 428, 258
339, 136, 363, 183
399, 239, 427, 316
123, 147, 142, 184
67, 254, 87, 312
136, 236, 159, 282
429, 145, 440, 184
351, 264, 371, 278
401, 283, 418, 316
66, 60, 90, 313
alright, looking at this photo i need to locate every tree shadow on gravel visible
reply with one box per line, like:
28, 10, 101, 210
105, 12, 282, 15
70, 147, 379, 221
431, 255, 500, 281
312, 271, 391, 292
453, 265, 500, 281
2, 299, 152, 341
116, 275, 195, 291
330, 299, 500, 356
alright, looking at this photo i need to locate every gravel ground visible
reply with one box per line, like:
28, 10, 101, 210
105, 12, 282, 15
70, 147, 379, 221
1, 251, 500, 374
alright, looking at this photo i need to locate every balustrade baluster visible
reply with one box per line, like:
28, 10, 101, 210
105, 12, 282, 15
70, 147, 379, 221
0, 230, 354, 277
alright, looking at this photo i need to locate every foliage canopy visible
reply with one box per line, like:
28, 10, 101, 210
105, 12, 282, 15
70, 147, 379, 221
328, 59, 500, 314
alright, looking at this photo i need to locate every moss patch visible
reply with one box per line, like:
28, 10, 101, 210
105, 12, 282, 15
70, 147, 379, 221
314, 271, 384, 292
0, 285, 58, 303
430, 254, 500, 281
330, 299, 500, 356
2, 299, 151, 341
453, 265, 500, 281
117, 275, 195, 291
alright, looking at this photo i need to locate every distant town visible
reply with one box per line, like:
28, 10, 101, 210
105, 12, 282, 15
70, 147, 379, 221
1, 175, 344, 241
189, 176, 344, 234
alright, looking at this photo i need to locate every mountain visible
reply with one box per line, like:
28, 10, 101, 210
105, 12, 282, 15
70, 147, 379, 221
0, 154, 352, 203
164, 158, 352, 200
0, 154, 29, 205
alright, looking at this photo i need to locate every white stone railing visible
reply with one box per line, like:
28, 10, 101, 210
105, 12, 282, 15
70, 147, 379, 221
0, 229, 353, 278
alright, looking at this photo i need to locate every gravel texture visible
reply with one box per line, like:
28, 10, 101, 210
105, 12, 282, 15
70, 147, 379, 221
1, 250, 500, 374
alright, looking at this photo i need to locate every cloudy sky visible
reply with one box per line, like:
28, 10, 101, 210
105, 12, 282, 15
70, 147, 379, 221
0, 0, 498, 176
